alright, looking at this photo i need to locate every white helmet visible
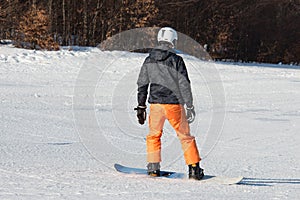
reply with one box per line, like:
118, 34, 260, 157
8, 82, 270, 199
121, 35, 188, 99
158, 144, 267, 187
157, 27, 178, 47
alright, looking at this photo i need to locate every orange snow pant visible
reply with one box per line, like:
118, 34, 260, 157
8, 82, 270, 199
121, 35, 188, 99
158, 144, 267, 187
147, 104, 201, 165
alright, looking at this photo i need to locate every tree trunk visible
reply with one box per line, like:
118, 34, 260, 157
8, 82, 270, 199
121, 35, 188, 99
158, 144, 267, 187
91, 0, 102, 45
83, 0, 88, 46
62, 0, 66, 45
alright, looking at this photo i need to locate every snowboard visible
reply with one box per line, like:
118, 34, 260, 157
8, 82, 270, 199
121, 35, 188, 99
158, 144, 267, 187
114, 164, 243, 185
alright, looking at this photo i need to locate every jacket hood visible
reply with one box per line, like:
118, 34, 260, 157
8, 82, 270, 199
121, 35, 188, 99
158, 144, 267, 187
149, 45, 175, 61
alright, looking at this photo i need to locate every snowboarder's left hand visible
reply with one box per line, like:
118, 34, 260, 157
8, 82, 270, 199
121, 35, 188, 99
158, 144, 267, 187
134, 106, 147, 125
186, 106, 195, 124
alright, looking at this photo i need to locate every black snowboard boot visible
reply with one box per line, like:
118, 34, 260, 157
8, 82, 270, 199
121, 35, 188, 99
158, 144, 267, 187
147, 162, 160, 177
188, 162, 204, 180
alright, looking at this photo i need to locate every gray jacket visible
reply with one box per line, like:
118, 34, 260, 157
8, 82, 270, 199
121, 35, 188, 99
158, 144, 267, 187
137, 45, 193, 107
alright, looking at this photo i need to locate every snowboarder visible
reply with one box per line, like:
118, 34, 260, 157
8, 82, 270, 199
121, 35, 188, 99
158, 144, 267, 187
135, 27, 204, 180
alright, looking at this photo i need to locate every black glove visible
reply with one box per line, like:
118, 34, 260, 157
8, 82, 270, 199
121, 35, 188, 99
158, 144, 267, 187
186, 106, 196, 124
134, 106, 147, 125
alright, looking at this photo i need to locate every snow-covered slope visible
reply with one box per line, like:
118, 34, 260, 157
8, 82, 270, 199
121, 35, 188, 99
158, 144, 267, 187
0, 45, 299, 199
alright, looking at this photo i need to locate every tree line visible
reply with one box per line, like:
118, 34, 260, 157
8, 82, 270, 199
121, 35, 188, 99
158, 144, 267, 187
0, 0, 299, 64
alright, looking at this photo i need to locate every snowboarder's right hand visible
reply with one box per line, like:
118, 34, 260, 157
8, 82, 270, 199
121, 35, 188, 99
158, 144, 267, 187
134, 106, 147, 125
186, 106, 195, 124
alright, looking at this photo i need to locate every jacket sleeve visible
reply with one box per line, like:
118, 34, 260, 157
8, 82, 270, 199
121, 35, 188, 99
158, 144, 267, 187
177, 57, 193, 107
137, 59, 150, 106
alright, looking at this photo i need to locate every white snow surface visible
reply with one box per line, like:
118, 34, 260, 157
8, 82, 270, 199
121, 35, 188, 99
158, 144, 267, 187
0, 45, 299, 199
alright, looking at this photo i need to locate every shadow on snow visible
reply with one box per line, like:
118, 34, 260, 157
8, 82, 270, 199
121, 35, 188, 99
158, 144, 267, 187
239, 177, 300, 186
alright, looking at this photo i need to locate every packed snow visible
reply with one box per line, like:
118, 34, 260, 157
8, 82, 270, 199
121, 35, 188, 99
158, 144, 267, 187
0, 44, 299, 199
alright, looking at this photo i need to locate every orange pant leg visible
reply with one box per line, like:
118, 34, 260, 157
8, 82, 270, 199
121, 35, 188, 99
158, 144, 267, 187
146, 104, 166, 163
164, 104, 201, 165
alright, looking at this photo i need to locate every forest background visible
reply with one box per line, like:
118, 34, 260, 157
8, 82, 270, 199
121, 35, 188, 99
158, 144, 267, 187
0, 0, 299, 64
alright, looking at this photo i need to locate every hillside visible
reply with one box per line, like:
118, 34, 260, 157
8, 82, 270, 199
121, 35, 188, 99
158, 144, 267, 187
0, 45, 299, 199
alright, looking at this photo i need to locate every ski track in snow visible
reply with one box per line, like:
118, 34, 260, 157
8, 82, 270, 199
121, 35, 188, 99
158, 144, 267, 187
0, 45, 299, 199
